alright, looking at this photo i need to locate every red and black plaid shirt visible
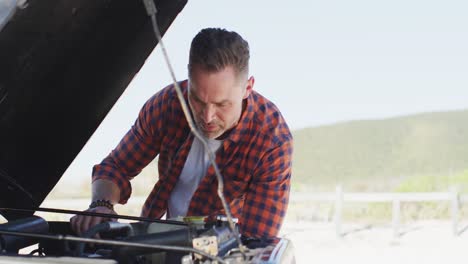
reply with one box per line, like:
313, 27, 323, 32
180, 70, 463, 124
93, 80, 293, 238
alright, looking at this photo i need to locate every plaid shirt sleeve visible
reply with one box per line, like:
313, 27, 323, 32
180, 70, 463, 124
92, 88, 169, 203
241, 130, 293, 238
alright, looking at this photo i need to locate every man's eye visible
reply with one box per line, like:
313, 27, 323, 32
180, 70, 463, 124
199, 101, 207, 106
192, 96, 203, 105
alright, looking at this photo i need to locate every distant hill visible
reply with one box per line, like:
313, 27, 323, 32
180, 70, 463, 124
292, 109, 468, 191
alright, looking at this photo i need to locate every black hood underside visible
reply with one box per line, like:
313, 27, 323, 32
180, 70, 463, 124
0, 0, 187, 220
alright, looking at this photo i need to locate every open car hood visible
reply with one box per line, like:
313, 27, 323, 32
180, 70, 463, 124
0, 0, 187, 220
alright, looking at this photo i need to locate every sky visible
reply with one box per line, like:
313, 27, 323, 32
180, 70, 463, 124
54, 0, 468, 186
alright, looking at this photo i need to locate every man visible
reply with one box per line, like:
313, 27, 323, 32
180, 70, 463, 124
71, 28, 293, 239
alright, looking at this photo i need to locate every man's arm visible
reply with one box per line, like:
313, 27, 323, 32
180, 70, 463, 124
91, 179, 121, 203
240, 138, 293, 239
70, 88, 171, 235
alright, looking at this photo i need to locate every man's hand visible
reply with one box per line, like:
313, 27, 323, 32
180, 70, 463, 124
70, 179, 121, 237
70, 206, 117, 237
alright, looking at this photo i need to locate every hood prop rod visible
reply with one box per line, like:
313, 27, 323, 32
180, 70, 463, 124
0, 207, 186, 225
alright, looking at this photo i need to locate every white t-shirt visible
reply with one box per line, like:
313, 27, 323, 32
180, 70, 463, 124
167, 136, 223, 218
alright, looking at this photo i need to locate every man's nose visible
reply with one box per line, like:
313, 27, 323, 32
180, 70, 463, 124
202, 104, 215, 123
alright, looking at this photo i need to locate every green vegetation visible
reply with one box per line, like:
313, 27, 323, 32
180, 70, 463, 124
292, 109, 468, 191
396, 170, 468, 193
289, 110, 468, 221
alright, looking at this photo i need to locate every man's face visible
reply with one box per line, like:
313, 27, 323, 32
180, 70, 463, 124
188, 65, 254, 139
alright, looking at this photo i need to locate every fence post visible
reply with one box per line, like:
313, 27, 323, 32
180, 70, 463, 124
334, 185, 343, 238
451, 186, 459, 236
392, 196, 400, 239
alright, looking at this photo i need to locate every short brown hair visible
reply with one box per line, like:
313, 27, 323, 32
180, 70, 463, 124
188, 28, 250, 78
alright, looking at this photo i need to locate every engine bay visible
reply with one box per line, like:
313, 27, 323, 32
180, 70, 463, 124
0, 212, 295, 264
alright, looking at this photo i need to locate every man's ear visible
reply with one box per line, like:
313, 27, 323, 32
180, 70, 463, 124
243, 76, 255, 99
